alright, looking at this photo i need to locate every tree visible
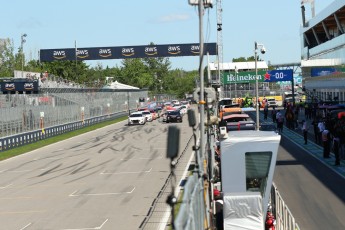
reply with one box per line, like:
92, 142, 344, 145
121, 58, 152, 88
232, 56, 259, 62
0, 39, 19, 78
42, 60, 89, 84
142, 42, 171, 92
163, 69, 197, 98
26, 60, 42, 73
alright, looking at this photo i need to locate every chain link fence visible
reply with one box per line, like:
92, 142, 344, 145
0, 88, 148, 138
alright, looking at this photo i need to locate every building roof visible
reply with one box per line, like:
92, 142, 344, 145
208, 61, 268, 71
103, 80, 139, 90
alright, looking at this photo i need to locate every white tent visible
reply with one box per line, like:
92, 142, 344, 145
103, 80, 139, 90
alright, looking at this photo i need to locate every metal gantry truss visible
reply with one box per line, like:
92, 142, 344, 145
216, 0, 223, 97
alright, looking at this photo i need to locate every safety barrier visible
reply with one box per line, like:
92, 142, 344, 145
271, 183, 300, 230
0, 111, 127, 152
174, 173, 206, 230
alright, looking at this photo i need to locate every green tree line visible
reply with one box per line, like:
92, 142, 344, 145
0, 40, 199, 99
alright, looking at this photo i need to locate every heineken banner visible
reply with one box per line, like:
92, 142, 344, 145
222, 69, 293, 84
40, 42, 217, 62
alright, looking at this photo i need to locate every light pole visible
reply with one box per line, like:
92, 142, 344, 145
234, 65, 238, 99
254, 41, 266, 130
21, 33, 27, 78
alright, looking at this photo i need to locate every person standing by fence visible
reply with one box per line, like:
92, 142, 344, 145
271, 107, 277, 123
312, 117, 320, 144
276, 110, 284, 134
318, 120, 325, 145
333, 122, 342, 166
322, 127, 331, 158
264, 104, 269, 120
302, 120, 309, 144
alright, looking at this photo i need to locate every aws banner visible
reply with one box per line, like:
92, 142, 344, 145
40, 43, 217, 62
222, 69, 293, 84
0, 81, 39, 93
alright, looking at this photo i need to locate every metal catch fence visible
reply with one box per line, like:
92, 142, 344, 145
0, 88, 148, 151
0, 88, 147, 138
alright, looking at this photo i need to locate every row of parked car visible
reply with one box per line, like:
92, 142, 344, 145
127, 100, 191, 125
217, 102, 254, 131
127, 110, 153, 125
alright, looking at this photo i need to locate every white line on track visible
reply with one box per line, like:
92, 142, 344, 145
19, 223, 32, 230
58, 218, 108, 230
159, 151, 195, 230
0, 183, 13, 189
69, 187, 135, 197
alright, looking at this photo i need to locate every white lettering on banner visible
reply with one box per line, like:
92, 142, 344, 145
24, 83, 34, 89
145, 47, 157, 55
53, 51, 65, 56
168, 46, 181, 54
53, 51, 66, 59
226, 74, 263, 82
5, 83, 15, 89
99, 49, 112, 57
275, 72, 284, 79
122, 48, 135, 56
122, 48, 134, 53
191, 45, 200, 54
77, 50, 89, 58
145, 47, 157, 52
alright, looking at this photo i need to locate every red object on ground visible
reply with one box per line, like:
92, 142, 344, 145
338, 112, 345, 119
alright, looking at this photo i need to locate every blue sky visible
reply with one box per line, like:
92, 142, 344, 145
0, 0, 333, 71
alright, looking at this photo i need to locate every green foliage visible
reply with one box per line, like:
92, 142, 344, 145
0, 40, 199, 96
42, 60, 89, 84
233, 56, 256, 62
0, 39, 19, 77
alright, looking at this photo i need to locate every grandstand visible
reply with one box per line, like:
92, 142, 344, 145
301, 0, 345, 103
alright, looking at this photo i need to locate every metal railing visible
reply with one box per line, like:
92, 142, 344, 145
174, 173, 206, 230
271, 183, 300, 230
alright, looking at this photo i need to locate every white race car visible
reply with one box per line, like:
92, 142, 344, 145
128, 112, 146, 125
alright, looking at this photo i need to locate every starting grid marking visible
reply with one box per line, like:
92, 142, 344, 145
19, 219, 108, 230
69, 187, 135, 197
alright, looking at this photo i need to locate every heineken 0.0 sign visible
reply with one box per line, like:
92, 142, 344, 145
222, 69, 293, 84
